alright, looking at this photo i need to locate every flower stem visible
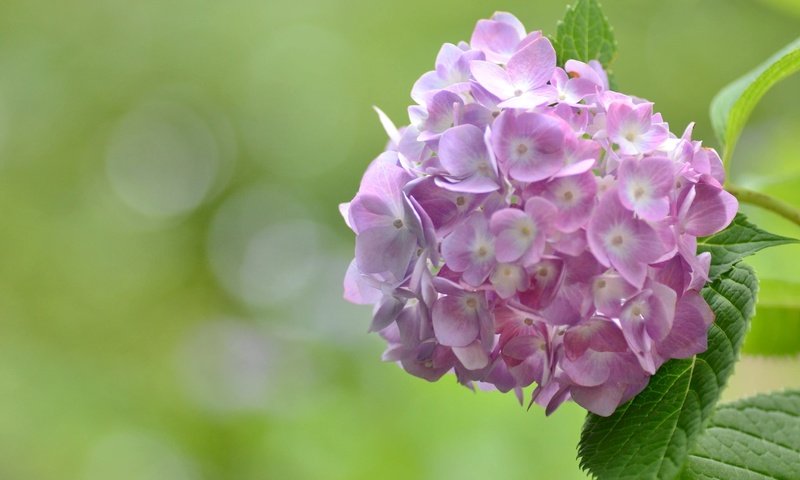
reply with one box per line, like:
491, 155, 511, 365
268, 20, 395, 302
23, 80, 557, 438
725, 183, 800, 227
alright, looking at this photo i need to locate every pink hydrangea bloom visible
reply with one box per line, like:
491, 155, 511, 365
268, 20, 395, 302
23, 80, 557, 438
340, 12, 736, 417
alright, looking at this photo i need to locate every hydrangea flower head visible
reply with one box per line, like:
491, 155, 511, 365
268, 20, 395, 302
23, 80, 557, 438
341, 12, 736, 417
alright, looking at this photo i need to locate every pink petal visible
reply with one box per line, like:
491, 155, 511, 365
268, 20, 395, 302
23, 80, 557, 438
506, 37, 557, 91
469, 60, 515, 99
432, 294, 481, 347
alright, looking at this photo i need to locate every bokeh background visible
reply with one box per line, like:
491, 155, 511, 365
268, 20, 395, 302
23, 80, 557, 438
1, 0, 799, 478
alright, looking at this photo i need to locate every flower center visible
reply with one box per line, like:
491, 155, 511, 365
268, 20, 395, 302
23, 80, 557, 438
611, 234, 624, 246
465, 297, 478, 309
633, 186, 646, 199
393, 219, 404, 229
523, 317, 534, 326
455, 196, 466, 206
516, 143, 529, 155
537, 266, 549, 277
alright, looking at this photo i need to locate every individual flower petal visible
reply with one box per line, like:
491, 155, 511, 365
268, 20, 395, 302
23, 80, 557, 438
441, 212, 496, 286
531, 171, 597, 232
517, 257, 564, 310
618, 281, 677, 373
617, 156, 675, 221
490, 197, 556, 264
606, 101, 669, 155
490, 263, 530, 299
592, 272, 637, 318
505, 37, 557, 93
354, 223, 418, 279
655, 289, 714, 361
470, 13, 527, 64
491, 111, 565, 182
432, 294, 480, 347
453, 340, 490, 370
678, 179, 738, 236
436, 124, 500, 192
418, 90, 463, 141
587, 190, 668, 288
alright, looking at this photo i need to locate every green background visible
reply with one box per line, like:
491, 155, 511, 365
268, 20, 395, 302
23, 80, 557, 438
0, 0, 798, 478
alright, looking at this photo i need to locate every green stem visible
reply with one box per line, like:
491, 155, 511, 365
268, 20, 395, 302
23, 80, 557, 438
725, 183, 800, 227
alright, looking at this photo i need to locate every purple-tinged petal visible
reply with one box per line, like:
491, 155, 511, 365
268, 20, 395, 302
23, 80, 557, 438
437, 124, 497, 180
606, 102, 668, 155
339, 201, 353, 231
370, 294, 406, 332
470, 15, 525, 63
435, 43, 467, 76
554, 136, 599, 177
492, 111, 565, 182
587, 190, 668, 288
551, 229, 588, 256
531, 379, 571, 416
533, 171, 597, 232
565, 59, 607, 90
541, 284, 589, 326
592, 272, 637, 317
656, 290, 713, 360
570, 383, 627, 417
506, 37, 557, 92
518, 258, 565, 310
434, 174, 500, 194
441, 212, 496, 286
492, 12, 527, 38
490, 208, 532, 262
490, 198, 555, 264
453, 340, 490, 370
373, 106, 401, 144
343, 259, 382, 305
680, 181, 738, 236
349, 194, 397, 232
618, 157, 675, 221
564, 318, 628, 359
497, 86, 557, 109
469, 60, 516, 100
490, 263, 529, 299
355, 153, 410, 202
619, 282, 676, 372
400, 343, 456, 382
432, 293, 483, 347
407, 177, 482, 235
355, 225, 418, 279
411, 71, 447, 106
561, 350, 615, 387
653, 253, 692, 296
419, 90, 463, 141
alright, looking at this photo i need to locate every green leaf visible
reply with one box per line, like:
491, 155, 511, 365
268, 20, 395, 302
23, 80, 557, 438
697, 213, 797, 281
742, 279, 800, 356
555, 0, 617, 68
578, 263, 758, 480
710, 37, 800, 166
681, 390, 800, 479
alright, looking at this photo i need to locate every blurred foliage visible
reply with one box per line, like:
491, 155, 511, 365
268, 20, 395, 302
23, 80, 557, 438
0, 0, 798, 479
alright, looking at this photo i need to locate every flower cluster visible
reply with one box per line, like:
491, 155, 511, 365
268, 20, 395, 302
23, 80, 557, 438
341, 12, 737, 416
